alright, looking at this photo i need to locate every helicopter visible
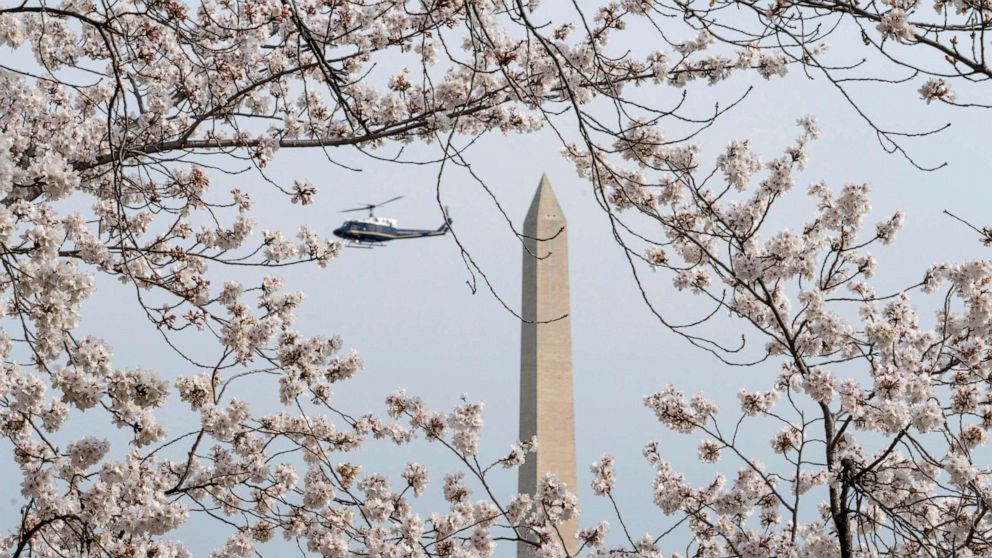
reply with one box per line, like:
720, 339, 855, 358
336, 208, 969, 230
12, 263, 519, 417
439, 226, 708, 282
332, 196, 452, 247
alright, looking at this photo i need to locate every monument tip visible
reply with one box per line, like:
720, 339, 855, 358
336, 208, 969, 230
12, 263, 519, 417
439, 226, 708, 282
526, 173, 564, 225
537, 173, 554, 195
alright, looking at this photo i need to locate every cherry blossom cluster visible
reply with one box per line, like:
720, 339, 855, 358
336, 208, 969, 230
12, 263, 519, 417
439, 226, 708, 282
560, 114, 992, 555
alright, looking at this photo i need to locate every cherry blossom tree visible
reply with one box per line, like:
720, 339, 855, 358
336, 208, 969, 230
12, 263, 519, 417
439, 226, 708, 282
588, 120, 992, 557
1, 0, 991, 557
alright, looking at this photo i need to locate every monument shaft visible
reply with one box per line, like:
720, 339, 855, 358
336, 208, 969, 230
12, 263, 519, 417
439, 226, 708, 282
518, 175, 578, 556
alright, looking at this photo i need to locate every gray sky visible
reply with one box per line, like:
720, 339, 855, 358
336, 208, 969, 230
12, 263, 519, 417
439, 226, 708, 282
4, 6, 992, 555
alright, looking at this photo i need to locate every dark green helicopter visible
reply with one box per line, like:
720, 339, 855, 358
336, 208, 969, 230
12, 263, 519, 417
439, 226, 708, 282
333, 197, 451, 247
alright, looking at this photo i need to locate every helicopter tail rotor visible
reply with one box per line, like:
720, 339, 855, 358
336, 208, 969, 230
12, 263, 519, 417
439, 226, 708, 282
438, 206, 452, 233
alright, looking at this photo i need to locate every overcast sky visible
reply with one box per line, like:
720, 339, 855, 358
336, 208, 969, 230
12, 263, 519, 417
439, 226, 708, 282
4, 5, 992, 556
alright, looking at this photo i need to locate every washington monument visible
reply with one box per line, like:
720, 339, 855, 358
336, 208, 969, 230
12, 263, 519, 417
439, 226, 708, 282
518, 175, 579, 556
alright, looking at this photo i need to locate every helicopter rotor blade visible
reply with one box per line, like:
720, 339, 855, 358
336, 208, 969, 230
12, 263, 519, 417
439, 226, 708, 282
372, 195, 403, 209
339, 196, 403, 214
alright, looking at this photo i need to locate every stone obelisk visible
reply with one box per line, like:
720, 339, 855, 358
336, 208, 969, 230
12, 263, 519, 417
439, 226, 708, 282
518, 174, 579, 557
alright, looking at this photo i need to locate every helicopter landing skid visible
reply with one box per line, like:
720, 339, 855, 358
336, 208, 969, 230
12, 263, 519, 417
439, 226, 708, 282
344, 241, 383, 249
